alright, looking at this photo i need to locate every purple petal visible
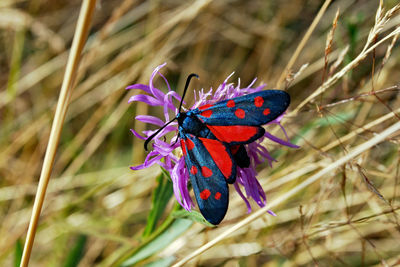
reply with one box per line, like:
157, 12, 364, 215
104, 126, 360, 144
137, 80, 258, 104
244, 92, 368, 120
126, 84, 167, 103
153, 142, 175, 156
149, 63, 167, 98
253, 143, 276, 166
170, 90, 184, 102
142, 131, 173, 142
130, 165, 146, 170
165, 91, 179, 113
237, 168, 267, 208
131, 151, 162, 170
128, 83, 167, 102
158, 71, 172, 92
136, 115, 165, 126
263, 131, 299, 148
169, 138, 181, 149
269, 113, 285, 124
246, 78, 257, 89
130, 129, 146, 140
154, 88, 168, 102
234, 181, 252, 213
171, 158, 193, 211
171, 164, 184, 207
144, 154, 164, 168
253, 176, 267, 206
164, 157, 173, 172
128, 94, 163, 106
167, 153, 179, 163
126, 84, 150, 91
143, 125, 177, 139
268, 210, 277, 216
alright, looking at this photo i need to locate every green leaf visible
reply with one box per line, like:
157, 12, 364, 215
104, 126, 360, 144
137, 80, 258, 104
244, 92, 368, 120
143, 256, 175, 267
142, 172, 174, 238
14, 239, 23, 267
291, 111, 355, 144
121, 219, 192, 266
172, 209, 215, 227
63, 234, 87, 267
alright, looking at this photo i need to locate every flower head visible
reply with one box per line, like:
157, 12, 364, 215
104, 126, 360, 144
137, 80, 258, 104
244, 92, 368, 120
127, 63, 298, 215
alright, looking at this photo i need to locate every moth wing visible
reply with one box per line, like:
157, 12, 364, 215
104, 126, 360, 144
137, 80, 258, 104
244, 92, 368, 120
230, 144, 250, 168
206, 124, 265, 145
180, 134, 236, 224
197, 90, 290, 126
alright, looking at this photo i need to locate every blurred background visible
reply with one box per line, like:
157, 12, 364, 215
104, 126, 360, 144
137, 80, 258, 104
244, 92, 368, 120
1, 0, 400, 266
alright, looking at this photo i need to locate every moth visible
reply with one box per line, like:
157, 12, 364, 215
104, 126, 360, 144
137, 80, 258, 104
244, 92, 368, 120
145, 74, 290, 224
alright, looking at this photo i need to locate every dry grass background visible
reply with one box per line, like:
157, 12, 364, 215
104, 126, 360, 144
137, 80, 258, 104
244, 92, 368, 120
1, 0, 400, 266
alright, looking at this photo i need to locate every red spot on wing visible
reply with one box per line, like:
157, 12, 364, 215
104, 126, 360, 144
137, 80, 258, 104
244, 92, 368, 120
254, 96, 264, 107
201, 110, 213, 118
199, 104, 212, 110
227, 100, 235, 108
230, 145, 240, 154
263, 108, 270, 116
186, 138, 195, 150
200, 189, 211, 200
199, 138, 233, 180
201, 166, 213, 177
190, 166, 198, 175
215, 192, 221, 200
180, 140, 187, 156
207, 125, 259, 143
235, 109, 245, 119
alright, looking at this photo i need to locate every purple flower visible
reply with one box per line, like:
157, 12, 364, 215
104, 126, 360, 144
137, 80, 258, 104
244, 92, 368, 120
127, 63, 298, 216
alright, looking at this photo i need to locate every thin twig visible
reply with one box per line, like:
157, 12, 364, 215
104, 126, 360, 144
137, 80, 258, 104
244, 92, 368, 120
292, 26, 400, 115
20, 1, 97, 266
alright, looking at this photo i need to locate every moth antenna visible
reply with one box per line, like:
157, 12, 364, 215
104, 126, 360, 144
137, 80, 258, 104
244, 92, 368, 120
171, 134, 180, 147
144, 118, 177, 151
179, 73, 199, 113
145, 73, 198, 151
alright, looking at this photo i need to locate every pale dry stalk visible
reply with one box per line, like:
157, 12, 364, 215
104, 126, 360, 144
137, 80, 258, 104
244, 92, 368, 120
322, 9, 339, 83
20, 0, 97, 266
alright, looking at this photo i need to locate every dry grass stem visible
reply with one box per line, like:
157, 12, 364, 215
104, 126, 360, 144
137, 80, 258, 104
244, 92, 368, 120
19, 1, 97, 266
293, 27, 400, 114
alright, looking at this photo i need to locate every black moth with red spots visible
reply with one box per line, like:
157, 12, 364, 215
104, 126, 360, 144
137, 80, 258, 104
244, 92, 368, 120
145, 74, 290, 225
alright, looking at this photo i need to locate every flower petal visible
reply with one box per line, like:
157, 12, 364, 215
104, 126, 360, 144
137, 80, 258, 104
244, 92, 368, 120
142, 125, 177, 140
128, 94, 163, 106
171, 158, 192, 211
163, 92, 177, 121
149, 63, 168, 98
126, 84, 149, 91
130, 129, 146, 140
158, 71, 172, 92
136, 115, 165, 126
263, 131, 299, 148
144, 154, 164, 168
130, 165, 146, 170
127, 83, 168, 102
234, 182, 252, 213
268, 210, 277, 216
